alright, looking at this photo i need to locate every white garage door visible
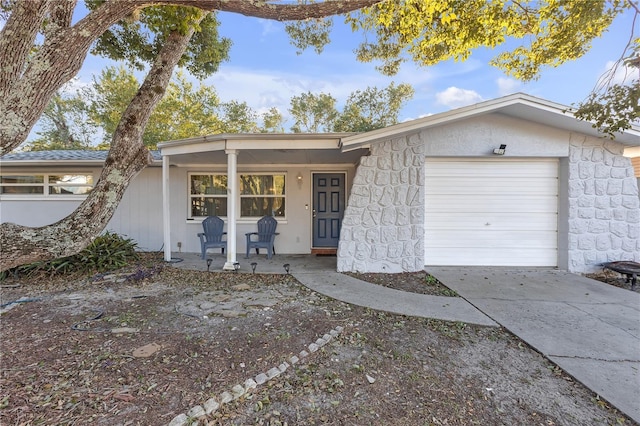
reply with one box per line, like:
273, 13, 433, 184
425, 158, 558, 266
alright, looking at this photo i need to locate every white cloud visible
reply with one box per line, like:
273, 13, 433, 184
435, 87, 483, 109
496, 77, 521, 96
601, 60, 636, 86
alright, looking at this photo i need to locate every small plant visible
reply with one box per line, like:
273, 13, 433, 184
6, 231, 139, 277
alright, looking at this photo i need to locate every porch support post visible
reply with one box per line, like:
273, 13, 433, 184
223, 149, 238, 270
162, 154, 172, 262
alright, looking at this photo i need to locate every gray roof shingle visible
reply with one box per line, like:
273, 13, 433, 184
1, 150, 162, 162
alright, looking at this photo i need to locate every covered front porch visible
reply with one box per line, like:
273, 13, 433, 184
157, 133, 369, 270
167, 252, 339, 274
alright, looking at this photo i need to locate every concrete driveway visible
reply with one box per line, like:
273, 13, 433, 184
426, 267, 640, 424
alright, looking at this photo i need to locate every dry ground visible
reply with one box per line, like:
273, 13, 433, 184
0, 255, 635, 426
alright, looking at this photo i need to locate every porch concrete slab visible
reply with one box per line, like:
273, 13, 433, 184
426, 267, 640, 424
292, 271, 497, 327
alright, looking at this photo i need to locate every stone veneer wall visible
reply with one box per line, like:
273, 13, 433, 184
337, 133, 425, 273
568, 135, 640, 272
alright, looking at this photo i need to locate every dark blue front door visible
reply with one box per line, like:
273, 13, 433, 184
312, 173, 345, 247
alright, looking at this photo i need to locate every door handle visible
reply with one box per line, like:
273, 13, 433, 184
312, 209, 316, 218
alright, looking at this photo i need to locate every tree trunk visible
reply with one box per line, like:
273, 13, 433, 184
0, 17, 203, 272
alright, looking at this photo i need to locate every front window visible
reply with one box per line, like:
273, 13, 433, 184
0, 174, 93, 195
189, 173, 228, 217
240, 174, 285, 217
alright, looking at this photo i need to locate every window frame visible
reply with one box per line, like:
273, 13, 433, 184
239, 172, 286, 219
188, 172, 229, 219
0, 172, 94, 198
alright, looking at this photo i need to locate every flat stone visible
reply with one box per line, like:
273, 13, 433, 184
231, 384, 245, 399
266, 367, 281, 379
168, 413, 188, 426
132, 343, 161, 358
255, 373, 268, 385
187, 405, 205, 419
278, 362, 289, 373
219, 391, 233, 404
231, 284, 251, 291
308, 343, 319, 353
244, 378, 257, 390
289, 355, 300, 365
299, 350, 309, 358
203, 397, 220, 414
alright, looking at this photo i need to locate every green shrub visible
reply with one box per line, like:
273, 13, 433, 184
8, 231, 139, 277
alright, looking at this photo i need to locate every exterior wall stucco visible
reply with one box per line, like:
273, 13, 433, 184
337, 113, 640, 274
337, 133, 425, 273
567, 135, 640, 272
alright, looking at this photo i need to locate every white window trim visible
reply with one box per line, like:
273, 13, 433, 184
188, 172, 228, 219
187, 171, 288, 220
238, 172, 287, 219
0, 172, 94, 198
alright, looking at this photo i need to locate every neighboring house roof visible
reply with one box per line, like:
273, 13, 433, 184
340, 93, 640, 150
0, 150, 162, 166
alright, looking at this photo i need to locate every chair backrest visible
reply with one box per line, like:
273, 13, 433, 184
257, 216, 278, 242
202, 216, 224, 242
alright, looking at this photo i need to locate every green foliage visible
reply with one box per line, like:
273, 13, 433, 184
24, 89, 97, 151
333, 82, 414, 132
573, 81, 640, 138
10, 231, 139, 277
572, 39, 640, 137
88, 3, 231, 79
346, 0, 624, 79
289, 91, 339, 133
289, 82, 414, 133
285, 17, 333, 55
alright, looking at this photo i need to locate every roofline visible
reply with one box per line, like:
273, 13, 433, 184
340, 93, 640, 150
158, 132, 357, 150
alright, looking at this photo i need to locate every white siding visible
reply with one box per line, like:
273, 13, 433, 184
425, 158, 559, 266
107, 168, 163, 251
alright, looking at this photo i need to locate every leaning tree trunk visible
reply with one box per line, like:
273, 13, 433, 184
0, 19, 203, 272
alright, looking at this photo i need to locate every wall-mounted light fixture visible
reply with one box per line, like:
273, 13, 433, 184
297, 172, 303, 188
493, 144, 507, 155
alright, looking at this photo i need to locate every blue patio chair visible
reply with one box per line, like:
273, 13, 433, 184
198, 216, 227, 259
245, 216, 279, 259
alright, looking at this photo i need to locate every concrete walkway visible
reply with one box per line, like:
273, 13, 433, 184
292, 271, 496, 327
426, 267, 640, 425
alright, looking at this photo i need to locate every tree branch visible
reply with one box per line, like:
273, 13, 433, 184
0, 13, 205, 272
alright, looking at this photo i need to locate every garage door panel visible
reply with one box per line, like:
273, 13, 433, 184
425, 178, 558, 195
424, 158, 558, 267
426, 161, 558, 177
425, 248, 558, 266
425, 230, 557, 248
426, 212, 558, 230
425, 195, 558, 213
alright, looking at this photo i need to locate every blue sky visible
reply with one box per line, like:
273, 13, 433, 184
52, 4, 640, 132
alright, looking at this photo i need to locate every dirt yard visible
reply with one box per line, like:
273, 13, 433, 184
0, 256, 635, 425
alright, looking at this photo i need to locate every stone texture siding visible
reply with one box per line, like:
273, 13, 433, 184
338, 130, 639, 274
337, 133, 425, 273
568, 136, 640, 272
